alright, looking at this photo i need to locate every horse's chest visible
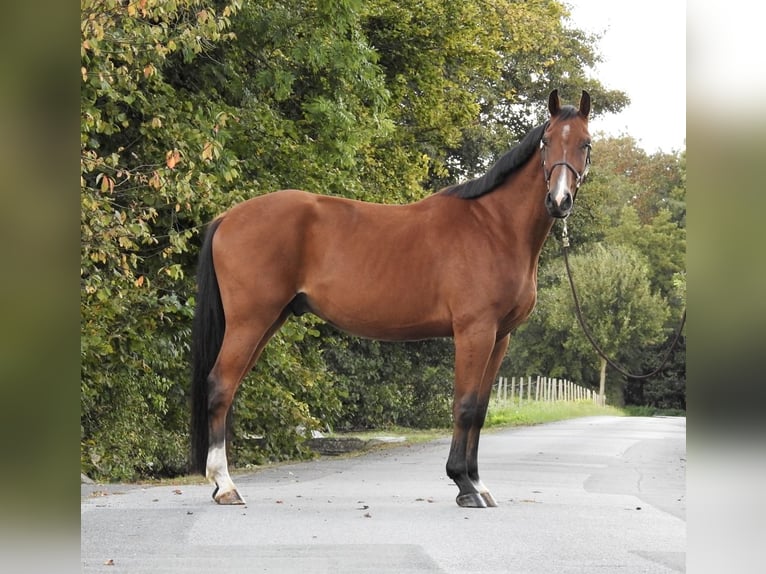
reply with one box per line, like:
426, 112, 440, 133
497, 284, 537, 335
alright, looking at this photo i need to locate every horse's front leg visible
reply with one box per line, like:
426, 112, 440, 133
446, 330, 509, 508
467, 334, 510, 507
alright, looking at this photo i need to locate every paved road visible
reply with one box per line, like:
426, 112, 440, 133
81, 416, 685, 573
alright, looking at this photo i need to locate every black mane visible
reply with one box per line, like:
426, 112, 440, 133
441, 121, 550, 199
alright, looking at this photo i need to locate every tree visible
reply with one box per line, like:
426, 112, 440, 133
81, 0, 248, 479
516, 244, 670, 405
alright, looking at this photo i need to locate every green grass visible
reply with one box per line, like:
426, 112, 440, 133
484, 399, 625, 428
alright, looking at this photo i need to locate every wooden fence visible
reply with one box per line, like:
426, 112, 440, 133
494, 375, 605, 406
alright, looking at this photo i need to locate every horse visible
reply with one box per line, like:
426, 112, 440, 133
190, 89, 591, 507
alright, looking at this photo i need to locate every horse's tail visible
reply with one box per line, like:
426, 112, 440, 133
190, 218, 225, 475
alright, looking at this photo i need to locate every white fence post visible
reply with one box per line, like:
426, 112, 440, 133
494, 374, 606, 407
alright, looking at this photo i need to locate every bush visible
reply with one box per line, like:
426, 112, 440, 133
323, 332, 454, 430
229, 320, 343, 466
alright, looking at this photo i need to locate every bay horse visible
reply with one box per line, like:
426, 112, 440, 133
191, 89, 591, 507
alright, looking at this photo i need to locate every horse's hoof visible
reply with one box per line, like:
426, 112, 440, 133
456, 492, 488, 508
211, 485, 219, 501
480, 491, 498, 507
214, 489, 246, 505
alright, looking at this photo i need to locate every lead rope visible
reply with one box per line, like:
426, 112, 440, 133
560, 219, 686, 380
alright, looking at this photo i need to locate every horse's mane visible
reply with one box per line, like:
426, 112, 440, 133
441, 120, 551, 199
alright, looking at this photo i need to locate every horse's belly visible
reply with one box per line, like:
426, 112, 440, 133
299, 287, 453, 342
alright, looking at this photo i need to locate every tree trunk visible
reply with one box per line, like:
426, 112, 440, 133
598, 357, 607, 405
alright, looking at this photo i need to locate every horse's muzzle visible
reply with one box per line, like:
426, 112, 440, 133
545, 190, 573, 219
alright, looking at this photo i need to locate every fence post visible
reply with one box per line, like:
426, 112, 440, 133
526, 376, 532, 402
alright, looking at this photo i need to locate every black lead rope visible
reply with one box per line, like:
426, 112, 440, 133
560, 220, 686, 380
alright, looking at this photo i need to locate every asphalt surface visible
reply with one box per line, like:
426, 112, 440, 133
81, 416, 686, 573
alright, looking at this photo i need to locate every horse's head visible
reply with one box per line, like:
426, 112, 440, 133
541, 90, 591, 219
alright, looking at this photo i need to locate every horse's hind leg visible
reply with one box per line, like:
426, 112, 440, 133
206, 311, 290, 505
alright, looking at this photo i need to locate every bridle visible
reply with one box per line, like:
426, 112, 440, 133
540, 137, 591, 192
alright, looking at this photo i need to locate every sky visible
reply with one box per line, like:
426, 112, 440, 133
564, 1, 686, 154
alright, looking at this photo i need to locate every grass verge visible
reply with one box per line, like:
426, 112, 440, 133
484, 400, 625, 428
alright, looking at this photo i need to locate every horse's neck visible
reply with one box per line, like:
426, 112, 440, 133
479, 159, 555, 261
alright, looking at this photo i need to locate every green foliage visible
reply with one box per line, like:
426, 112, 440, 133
322, 332, 454, 430
514, 243, 670, 402
230, 319, 342, 465
622, 405, 685, 417
81, 0, 248, 481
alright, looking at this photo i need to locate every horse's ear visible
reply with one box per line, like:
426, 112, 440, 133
548, 89, 560, 116
579, 90, 591, 119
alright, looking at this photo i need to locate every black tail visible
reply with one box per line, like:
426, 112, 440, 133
190, 218, 225, 475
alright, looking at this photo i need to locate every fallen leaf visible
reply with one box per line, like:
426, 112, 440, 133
104, 559, 114, 566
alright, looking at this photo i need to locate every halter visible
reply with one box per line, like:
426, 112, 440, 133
540, 139, 591, 191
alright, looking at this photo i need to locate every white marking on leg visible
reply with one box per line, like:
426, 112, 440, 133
206, 444, 237, 494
